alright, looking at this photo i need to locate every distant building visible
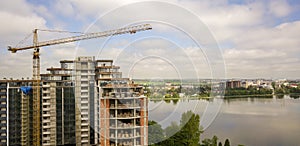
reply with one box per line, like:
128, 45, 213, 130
290, 84, 298, 88
226, 80, 241, 89
241, 81, 249, 88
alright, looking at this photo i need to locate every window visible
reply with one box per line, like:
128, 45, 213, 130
81, 103, 88, 107
81, 92, 88, 96
81, 87, 88, 90
81, 81, 88, 85
81, 62, 88, 66
81, 76, 88, 79
81, 109, 88, 114
81, 70, 88, 74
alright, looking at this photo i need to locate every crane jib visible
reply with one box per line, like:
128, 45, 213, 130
7, 24, 152, 52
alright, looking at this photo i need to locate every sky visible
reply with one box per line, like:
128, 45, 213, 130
0, 0, 300, 80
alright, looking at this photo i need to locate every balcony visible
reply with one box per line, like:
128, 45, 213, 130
42, 84, 50, 88
43, 131, 51, 135
43, 137, 51, 141
80, 100, 88, 104
43, 119, 51, 123
43, 125, 51, 129
42, 113, 51, 117
42, 90, 50, 94
42, 102, 51, 106
43, 96, 51, 100
81, 128, 89, 132
81, 122, 89, 126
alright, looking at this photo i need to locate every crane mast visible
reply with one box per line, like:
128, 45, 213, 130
8, 24, 152, 146
32, 29, 41, 146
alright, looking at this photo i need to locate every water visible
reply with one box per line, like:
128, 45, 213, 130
148, 96, 300, 146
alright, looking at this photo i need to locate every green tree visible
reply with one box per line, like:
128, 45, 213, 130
148, 121, 165, 146
201, 135, 219, 146
218, 142, 222, 146
201, 138, 212, 146
271, 82, 276, 89
224, 139, 230, 146
162, 111, 202, 146
165, 122, 180, 137
173, 92, 180, 98
162, 122, 181, 145
177, 111, 202, 146
212, 135, 218, 146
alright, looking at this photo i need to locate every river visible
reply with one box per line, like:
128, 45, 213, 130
148, 95, 300, 146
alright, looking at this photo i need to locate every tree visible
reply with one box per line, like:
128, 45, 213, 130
148, 120, 164, 146
218, 142, 222, 146
212, 135, 218, 146
271, 82, 276, 89
162, 111, 202, 146
162, 122, 179, 145
201, 138, 212, 146
224, 139, 230, 146
201, 135, 219, 146
165, 122, 180, 137
177, 111, 202, 146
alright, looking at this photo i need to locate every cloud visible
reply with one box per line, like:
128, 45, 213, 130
268, 0, 292, 18
0, 0, 48, 78
1, 0, 299, 79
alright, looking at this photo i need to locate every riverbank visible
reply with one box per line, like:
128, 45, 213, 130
148, 96, 212, 101
148, 93, 300, 101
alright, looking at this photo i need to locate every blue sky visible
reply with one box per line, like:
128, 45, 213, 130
0, 0, 300, 79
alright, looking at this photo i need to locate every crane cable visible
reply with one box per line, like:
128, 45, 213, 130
37, 29, 85, 34
15, 32, 33, 48
15, 29, 85, 48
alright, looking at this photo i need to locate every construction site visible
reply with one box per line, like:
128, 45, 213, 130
0, 24, 151, 146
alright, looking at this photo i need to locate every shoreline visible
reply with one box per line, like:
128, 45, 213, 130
148, 93, 300, 101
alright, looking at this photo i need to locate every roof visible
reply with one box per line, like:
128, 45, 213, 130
96, 59, 113, 62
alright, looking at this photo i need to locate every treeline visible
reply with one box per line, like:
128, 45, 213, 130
275, 85, 300, 94
225, 86, 272, 97
149, 111, 242, 146
274, 84, 300, 99
146, 85, 211, 99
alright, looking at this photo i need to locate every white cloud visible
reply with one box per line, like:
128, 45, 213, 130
1, 0, 299, 79
0, 0, 48, 78
268, 0, 292, 18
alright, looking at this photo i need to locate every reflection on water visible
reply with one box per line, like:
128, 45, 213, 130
149, 96, 300, 146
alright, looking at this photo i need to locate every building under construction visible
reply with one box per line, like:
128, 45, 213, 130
0, 80, 36, 146
0, 56, 148, 146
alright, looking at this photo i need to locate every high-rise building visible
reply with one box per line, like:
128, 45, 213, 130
96, 60, 148, 146
0, 81, 9, 146
1, 56, 148, 146
0, 80, 36, 146
41, 72, 75, 145
41, 56, 98, 146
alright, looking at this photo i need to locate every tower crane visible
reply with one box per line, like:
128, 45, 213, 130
8, 24, 152, 146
